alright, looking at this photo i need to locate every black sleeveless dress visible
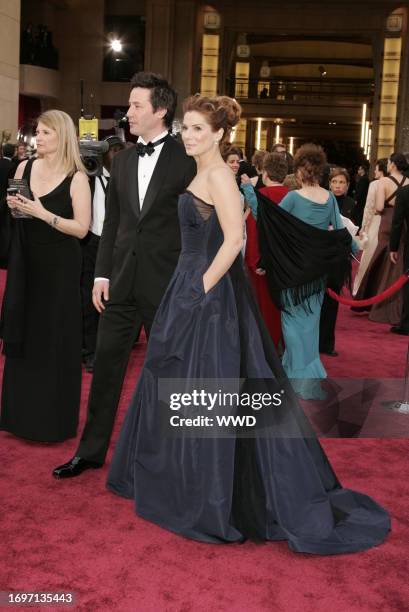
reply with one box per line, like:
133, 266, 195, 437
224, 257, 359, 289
0, 159, 82, 442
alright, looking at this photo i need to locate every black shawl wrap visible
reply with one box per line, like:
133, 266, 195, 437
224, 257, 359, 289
256, 191, 352, 311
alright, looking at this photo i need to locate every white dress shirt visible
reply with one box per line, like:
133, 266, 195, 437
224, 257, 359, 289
137, 130, 168, 209
90, 167, 109, 236
95, 130, 169, 283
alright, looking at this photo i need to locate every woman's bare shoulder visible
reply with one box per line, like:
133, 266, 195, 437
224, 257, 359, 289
72, 170, 90, 186
378, 176, 391, 188
208, 164, 234, 184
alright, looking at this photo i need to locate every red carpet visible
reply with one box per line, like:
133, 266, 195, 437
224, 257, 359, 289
1, 269, 408, 611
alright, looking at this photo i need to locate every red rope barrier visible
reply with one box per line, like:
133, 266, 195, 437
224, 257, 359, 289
327, 273, 409, 307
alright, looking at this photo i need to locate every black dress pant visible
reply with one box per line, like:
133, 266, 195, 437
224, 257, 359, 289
77, 294, 155, 463
80, 232, 100, 358
319, 292, 339, 353
352, 203, 365, 231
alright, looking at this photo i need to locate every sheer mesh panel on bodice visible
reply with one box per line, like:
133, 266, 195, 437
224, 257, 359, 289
185, 191, 215, 221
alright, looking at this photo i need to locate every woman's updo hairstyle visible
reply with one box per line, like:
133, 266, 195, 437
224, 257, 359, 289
183, 94, 242, 143
293, 143, 327, 186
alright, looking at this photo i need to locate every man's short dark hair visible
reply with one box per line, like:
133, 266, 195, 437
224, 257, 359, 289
2, 143, 15, 158
130, 71, 177, 129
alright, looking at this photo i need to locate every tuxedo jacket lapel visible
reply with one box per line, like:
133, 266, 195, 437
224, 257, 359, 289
139, 137, 172, 222
127, 148, 140, 218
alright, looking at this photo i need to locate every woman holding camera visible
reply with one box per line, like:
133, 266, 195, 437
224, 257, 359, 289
0, 109, 91, 442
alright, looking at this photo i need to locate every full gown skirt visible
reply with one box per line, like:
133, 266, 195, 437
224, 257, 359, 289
107, 192, 390, 554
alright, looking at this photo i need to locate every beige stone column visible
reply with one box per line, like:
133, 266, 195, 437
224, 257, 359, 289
54, 0, 105, 121
144, 0, 175, 79
171, 0, 196, 110
0, 0, 21, 141
144, 0, 196, 117
396, 11, 409, 152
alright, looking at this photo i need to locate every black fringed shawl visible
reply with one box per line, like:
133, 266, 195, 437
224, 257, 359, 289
256, 191, 352, 311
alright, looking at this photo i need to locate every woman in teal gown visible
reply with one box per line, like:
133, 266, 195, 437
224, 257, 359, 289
244, 144, 356, 400
279, 191, 340, 399
242, 144, 358, 400
278, 144, 355, 399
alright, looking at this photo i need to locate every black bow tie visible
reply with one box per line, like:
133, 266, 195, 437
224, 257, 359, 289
136, 134, 169, 157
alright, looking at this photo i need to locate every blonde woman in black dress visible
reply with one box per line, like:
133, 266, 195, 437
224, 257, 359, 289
1, 110, 91, 442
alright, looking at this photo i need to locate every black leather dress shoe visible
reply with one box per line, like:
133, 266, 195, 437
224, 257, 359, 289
390, 326, 409, 336
53, 456, 102, 479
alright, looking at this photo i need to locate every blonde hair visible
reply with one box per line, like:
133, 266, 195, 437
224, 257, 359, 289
37, 109, 85, 176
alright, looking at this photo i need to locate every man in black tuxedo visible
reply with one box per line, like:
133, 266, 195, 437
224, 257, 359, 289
54, 72, 196, 477
389, 184, 409, 335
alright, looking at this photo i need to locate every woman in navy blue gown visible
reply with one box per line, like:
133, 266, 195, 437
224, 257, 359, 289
107, 95, 390, 554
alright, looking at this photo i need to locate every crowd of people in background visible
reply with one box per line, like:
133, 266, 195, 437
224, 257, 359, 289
0, 75, 397, 554
1, 94, 409, 434
2, 135, 409, 364
214, 140, 409, 357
